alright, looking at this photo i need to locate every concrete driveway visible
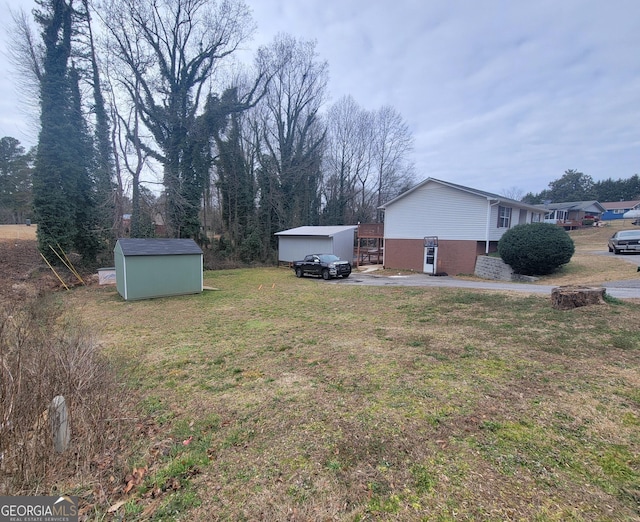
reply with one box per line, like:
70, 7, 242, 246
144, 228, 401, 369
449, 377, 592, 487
594, 249, 640, 268
331, 261, 640, 300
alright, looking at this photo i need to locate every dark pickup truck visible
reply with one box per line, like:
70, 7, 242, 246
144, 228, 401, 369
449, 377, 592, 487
292, 254, 352, 280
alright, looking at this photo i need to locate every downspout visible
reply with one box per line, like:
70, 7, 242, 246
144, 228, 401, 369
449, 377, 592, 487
379, 208, 386, 268
485, 199, 500, 254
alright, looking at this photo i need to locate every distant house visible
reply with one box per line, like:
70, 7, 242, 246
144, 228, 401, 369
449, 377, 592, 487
378, 178, 545, 275
600, 200, 640, 221
120, 212, 167, 237
535, 201, 605, 228
275, 226, 358, 264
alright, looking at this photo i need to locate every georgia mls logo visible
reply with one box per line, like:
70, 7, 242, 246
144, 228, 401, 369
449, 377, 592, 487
0, 495, 78, 522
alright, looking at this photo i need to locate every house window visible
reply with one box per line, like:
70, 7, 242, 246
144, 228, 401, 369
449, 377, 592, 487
497, 206, 512, 228
546, 210, 568, 221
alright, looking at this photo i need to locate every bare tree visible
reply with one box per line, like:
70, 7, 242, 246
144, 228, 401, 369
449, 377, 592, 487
371, 105, 415, 221
322, 95, 372, 224
112, 84, 150, 237
100, 7, 161, 238
101, 0, 265, 240
257, 34, 328, 235
8, 9, 43, 134
501, 186, 525, 201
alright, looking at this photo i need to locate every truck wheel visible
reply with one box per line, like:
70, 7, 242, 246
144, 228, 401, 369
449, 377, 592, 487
295, 267, 303, 278
322, 269, 330, 280
342, 273, 350, 278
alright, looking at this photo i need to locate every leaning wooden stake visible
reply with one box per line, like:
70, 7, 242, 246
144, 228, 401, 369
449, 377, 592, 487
57, 242, 85, 284
40, 252, 70, 290
51, 244, 85, 285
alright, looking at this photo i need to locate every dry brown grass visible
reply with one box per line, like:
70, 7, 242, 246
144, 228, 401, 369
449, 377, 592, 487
570, 219, 632, 251
0, 224, 37, 240
537, 220, 640, 286
0, 297, 135, 497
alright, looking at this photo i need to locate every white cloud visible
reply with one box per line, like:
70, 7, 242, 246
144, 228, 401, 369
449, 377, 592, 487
2, 0, 638, 195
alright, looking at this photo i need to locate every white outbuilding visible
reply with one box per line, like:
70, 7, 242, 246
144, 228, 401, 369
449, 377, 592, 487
275, 226, 357, 264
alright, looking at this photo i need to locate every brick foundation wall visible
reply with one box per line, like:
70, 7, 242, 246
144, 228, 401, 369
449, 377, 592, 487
384, 239, 481, 275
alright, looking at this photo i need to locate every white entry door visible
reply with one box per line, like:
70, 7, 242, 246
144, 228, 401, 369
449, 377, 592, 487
423, 236, 438, 274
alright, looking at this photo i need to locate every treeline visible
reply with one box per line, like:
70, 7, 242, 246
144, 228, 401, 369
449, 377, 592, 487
523, 169, 640, 205
0, 137, 33, 224
8, 0, 414, 266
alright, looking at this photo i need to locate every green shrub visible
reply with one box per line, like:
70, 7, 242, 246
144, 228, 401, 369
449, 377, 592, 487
498, 222, 575, 276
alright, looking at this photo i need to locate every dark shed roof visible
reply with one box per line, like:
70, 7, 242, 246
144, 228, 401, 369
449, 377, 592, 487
117, 238, 203, 256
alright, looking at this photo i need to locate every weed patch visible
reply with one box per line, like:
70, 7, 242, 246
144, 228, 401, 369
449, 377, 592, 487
0, 297, 136, 497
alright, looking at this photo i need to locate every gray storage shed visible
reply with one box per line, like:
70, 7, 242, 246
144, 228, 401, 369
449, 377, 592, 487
114, 238, 203, 301
275, 226, 357, 264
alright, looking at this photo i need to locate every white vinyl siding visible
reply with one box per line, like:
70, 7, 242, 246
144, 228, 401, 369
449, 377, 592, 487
517, 208, 527, 225
384, 183, 489, 240
381, 178, 547, 245
487, 205, 514, 241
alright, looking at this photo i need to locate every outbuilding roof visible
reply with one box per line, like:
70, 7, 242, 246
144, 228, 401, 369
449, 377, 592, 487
275, 226, 357, 237
116, 238, 203, 256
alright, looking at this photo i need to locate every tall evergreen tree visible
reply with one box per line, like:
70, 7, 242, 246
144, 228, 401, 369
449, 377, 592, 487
593, 175, 640, 202
33, 0, 98, 263
546, 169, 595, 201
68, 64, 100, 261
33, 0, 78, 260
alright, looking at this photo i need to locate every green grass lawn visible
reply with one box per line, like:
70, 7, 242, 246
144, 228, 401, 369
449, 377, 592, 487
67, 267, 640, 521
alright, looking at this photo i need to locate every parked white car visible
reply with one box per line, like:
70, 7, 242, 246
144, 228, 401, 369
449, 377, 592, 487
608, 230, 640, 254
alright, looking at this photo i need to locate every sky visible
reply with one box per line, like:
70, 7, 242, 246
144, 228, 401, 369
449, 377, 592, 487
1, 0, 639, 197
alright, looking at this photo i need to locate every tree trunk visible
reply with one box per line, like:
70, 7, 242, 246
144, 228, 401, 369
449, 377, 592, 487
551, 285, 606, 310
